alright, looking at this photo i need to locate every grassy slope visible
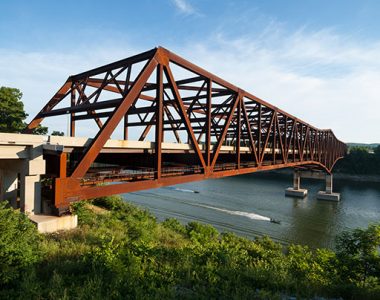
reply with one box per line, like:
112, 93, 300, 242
1, 196, 379, 300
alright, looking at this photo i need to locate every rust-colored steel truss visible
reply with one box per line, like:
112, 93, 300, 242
25, 47, 346, 214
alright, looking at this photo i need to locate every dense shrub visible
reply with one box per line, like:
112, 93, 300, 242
92, 195, 127, 211
0, 202, 41, 285
336, 224, 380, 285
162, 217, 187, 235
0, 196, 379, 299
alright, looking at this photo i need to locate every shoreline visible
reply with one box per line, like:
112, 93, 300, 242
333, 173, 380, 183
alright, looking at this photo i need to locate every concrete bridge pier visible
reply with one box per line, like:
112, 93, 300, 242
316, 174, 340, 201
285, 170, 308, 198
285, 170, 340, 201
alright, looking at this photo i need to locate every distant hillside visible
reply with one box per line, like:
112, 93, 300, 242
347, 142, 379, 149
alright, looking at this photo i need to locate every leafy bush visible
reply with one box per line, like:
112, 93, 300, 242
0, 196, 379, 299
186, 221, 219, 245
70, 200, 98, 225
336, 224, 380, 286
0, 202, 41, 285
92, 195, 126, 211
162, 218, 187, 236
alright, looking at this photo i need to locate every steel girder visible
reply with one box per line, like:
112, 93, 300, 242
25, 47, 347, 214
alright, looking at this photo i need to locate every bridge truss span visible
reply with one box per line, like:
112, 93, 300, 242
25, 47, 346, 214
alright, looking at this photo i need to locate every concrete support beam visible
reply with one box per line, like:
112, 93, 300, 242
317, 174, 340, 201
285, 170, 308, 198
295, 170, 326, 180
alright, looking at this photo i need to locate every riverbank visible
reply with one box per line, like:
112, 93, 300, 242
1, 196, 379, 299
334, 173, 380, 183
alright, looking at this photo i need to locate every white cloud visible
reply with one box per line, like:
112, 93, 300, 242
172, 29, 380, 143
0, 46, 140, 138
0, 26, 379, 143
171, 0, 195, 15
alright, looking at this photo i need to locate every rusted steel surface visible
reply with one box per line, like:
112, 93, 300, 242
25, 47, 346, 215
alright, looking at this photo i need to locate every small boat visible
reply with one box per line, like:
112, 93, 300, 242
270, 218, 281, 224
194, 190, 200, 194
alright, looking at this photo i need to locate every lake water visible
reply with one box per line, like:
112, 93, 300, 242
123, 172, 380, 249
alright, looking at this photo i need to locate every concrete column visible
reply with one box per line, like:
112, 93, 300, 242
317, 173, 340, 201
20, 174, 41, 214
326, 174, 333, 194
293, 170, 301, 190
19, 157, 45, 215
285, 170, 308, 198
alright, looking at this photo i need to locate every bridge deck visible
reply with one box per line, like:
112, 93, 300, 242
1, 132, 303, 158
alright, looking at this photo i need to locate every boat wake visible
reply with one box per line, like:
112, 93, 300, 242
165, 187, 200, 194
195, 204, 271, 221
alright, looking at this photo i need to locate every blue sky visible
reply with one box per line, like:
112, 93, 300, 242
1, 0, 380, 50
1, 0, 380, 142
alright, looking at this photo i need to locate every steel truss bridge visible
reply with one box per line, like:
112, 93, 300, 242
25, 47, 346, 214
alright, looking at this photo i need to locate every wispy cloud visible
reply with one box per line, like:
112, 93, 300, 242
175, 27, 380, 143
0, 46, 140, 138
171, 0, 195, 15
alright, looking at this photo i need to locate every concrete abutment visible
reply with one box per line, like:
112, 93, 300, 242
0, 134, 77, 233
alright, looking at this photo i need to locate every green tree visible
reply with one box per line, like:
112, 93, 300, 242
0, 86, 48, 135
336, 224, 380, 286
51, 130, 64, 136
374, 145, 380, 159
335, 146, 380, 175
32, 124, 48, 135
0, 87, 27, 133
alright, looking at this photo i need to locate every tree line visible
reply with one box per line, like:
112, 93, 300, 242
334, 146, 380, 175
